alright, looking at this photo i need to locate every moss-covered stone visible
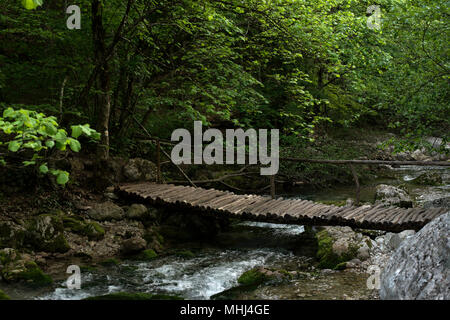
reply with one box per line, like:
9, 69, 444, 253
15, 262, 53, 288
99, 258, 120, 266
0, 289, 10, 300
334, 262, 348, 270
63, 217, 105, 241
175, 250, 195, 258
137, 249, 158, 261
83, 292, 183, 300
237, 269, 268, 287
80, 265, 97, 272
24, 214, 70, 253
0, 221, 26, 249
316, 230, 359, 269
411, 172, 443, 186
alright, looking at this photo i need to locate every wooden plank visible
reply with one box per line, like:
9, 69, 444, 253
200, 194, 239, 209
267, 199, 296, 215
391, 208, 413, 225
252, 198, 285, 217
350, 205, 384, 223
221, 195, 256, 213
218, 195, 253, 212
189, 190, 226, 206
284, 200, 311, 215
212, 196, 242, 211
151, 186, 188, 200
368, 207, 397, 223
233, 196, 265, 214
245, 197, 276, 214
142, 184, 178, 198
172, 188, 215, 204
382, 207, 404, 224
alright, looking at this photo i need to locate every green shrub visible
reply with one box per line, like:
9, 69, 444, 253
0, 107, 99, 185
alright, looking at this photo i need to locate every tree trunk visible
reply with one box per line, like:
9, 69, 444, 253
92, 0, 111, 160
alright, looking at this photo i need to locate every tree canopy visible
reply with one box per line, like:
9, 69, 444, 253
0, 0, 448, 167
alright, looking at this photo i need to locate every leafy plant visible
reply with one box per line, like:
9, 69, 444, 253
0, 107, 100, 185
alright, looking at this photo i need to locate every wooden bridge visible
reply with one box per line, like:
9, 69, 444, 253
116, 182, 448, 232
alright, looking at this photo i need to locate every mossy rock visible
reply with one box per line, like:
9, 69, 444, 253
63, 217, 105, 241
237, 269, 268, 287
0, 289, 10, 300
411, 172, 443, 186
16, 262, 53, 288
99, 258, 120, 266
80, 265, 97, 272
137, 249, 158, 261
175, 250, 195, 258
334, 262, 348, 271
0, 221, 26, 249
24, 214, 70, 253
83, 292, 183, 300
316, 230, 359, 270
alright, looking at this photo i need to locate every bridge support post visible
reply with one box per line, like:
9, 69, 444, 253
270, 175, 276, 199
156, 139, 162, 184
349, 164, 360, 205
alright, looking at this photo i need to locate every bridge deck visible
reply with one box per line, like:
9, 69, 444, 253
116, 183, 448, 232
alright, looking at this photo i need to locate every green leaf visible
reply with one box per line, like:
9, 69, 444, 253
3, 108, 14, 118
45, 140, 55, 148
68, 138, 81, 152
56, 171, 69, 185
23, 161, 36, 166
8, 141, 21, 152
39, 164, 49, 174
71, 125, 83, 138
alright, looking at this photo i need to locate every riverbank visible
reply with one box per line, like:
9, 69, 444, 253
0, 130, 448, 300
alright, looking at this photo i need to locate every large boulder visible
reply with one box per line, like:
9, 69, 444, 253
380, 212, 450, 300
120, 236, 147, 255
411, 172, 443, 186
87, 202, 125, 221
123, 158, 157, 182
0, 221, 26, 249
422, 196, 450, 209
24, 214, 70, 253
375, 184, 413, 208
315, 226, 373, 269
0, 248, 53, 287
126, 204, 157, 221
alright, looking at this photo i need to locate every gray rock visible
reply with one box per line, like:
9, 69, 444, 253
386, 230, 415, 250
123, 158, 157, 182
375, 184, 413, 208
126, 204, 149, 220
24, 215, 70, 253
411, 148, 429, 161
0, 221, 26, 249
412, 172, 443, 186
380, 212, 450, 300
422, 196, 450, 209
87, 202, 124, 221
120, 236, 147, 255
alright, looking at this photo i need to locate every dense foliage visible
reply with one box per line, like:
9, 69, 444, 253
0, 0, 448, 169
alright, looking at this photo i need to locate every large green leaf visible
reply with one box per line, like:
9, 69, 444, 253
39, 164, 48, 174
8, 141, 21, 152
68, 138, 81, 152
56, 171, 69, 185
